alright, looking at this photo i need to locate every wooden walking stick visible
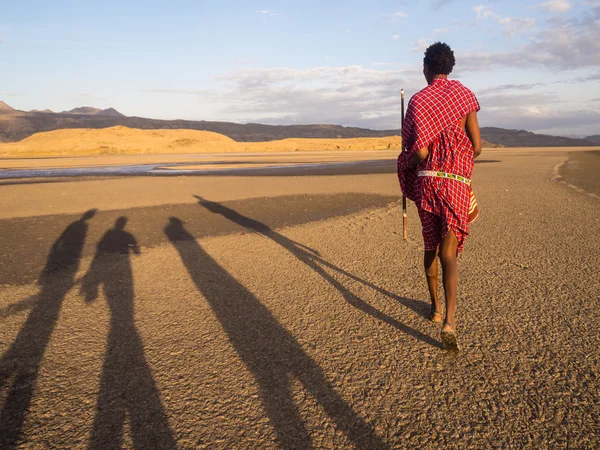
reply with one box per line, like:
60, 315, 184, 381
401, 89, 407, 241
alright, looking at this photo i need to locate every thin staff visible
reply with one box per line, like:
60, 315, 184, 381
401, 88, 407, 241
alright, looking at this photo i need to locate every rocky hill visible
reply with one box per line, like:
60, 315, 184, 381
480, 127, 597, 147
62, 107, 125, 117
585, 135, 600, 144
0, 104, 399, 143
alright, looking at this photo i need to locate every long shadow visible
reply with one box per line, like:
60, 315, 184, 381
0, 209, 97, 449
193, 195, 439, 349
80, 217, 176, 450
166, 217, 390, 449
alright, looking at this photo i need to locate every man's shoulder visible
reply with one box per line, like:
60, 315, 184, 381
410, 85, 434, 104
448, 80, 477, 97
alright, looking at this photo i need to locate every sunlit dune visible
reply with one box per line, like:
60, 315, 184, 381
0, 125, 402, 157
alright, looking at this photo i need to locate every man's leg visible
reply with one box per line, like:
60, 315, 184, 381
438, 230, 459, 348
424, 249, 442, 322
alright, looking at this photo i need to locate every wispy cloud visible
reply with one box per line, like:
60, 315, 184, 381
384, 11, 407, 20
392, 35, 400, 40
72, 92, 106, 102
411, 39, 429, 53
207, 65, 424, 128
498, 16, 536, 37
480, 100, 600, 135
257, 9, 279, 18
431, 0, 457, 9
460, 7, 600, 70
473, 5, 494, 20
140, 88, 212, 96
473, 6, 535, 37
139, 62, 599, 134
537, 0, 572, 13
478, 83, 547, 95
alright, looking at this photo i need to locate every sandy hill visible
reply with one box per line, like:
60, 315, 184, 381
0, 126, 402, 156
0, 101, 15, 112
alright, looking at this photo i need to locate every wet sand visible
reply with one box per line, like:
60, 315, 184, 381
0, 147, 598, 449
558, 150, 600, 198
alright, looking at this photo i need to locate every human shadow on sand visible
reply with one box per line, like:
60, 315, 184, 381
80, 217, 176, 450
193, 195, 438, 349
166, 217, 390, 449
0, 209, 97, 449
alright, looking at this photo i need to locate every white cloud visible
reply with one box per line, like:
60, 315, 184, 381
206, 65, 426, 129
383, 11, 407, 20
256, 9, 279, 18
234, 59, 249, 65
433, 28, 449, 33
0, 36, 4, 44
431, 0, 457, 8
473, 5, 494, 20
461, 5, 599, 69
392, 35, 400, 40
480, 102, 600, 136
140, 88, 211, 96
72, 92, 106, 102
538, 0, 572, 13
499, 17, 536, 37
475, 89, 600, 135
478, 83, 547, 95
473, 6, 535, 37
411, 39, 429, 53
140, 64, 599, 135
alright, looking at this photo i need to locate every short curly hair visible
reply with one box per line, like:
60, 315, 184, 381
423, 42, 455, 75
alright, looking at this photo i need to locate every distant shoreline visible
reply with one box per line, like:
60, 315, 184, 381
556, 150, 600, 199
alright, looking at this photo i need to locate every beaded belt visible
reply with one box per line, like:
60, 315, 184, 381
417, 170, 471, 186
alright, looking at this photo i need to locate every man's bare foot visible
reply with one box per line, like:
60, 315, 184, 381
440, 322, 459, 351
430, 308, 443, 323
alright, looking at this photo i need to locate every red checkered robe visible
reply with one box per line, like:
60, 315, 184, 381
397, 78, 480, 253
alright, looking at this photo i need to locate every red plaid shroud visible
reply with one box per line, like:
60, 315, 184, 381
397, 78, 480, 252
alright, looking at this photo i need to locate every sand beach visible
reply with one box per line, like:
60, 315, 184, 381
0, 145, 598, 448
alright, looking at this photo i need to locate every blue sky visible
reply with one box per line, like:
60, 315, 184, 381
1, 0, 599, 136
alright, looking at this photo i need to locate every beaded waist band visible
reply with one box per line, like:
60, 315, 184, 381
417, 170, 471, 186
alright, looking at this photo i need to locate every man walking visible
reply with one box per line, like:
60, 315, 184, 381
398, 42, 481, 350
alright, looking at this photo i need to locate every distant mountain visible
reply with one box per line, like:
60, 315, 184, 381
0, 100, 598, 146
0, 107, 399, 143
0, 101, 15, 112
62, 106, 125, 117
585, 135, 600, 144
480, 127, 598, 147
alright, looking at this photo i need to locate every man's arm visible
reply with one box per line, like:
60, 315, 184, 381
409, 146, 429, 168
465, 110, 482, 158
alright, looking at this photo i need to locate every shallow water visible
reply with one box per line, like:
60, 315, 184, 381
0, 159, 395, 179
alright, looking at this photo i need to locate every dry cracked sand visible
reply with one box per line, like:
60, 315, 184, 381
0, 147, 598, 449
